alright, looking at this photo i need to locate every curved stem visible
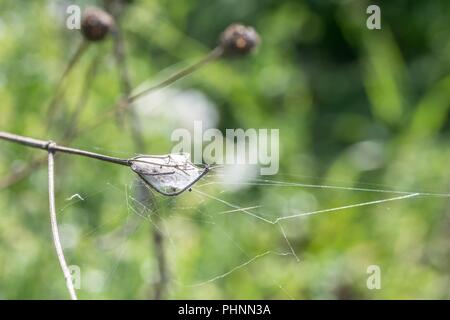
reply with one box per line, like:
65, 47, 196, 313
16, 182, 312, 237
48, 149, 78, 300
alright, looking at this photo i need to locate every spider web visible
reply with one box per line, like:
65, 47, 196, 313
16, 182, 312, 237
56, 162, 450, 299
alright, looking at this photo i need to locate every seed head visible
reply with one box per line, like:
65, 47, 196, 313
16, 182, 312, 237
219, 23, 260, 56
81, 7, 115, 42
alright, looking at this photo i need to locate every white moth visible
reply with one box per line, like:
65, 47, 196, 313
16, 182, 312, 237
129, 153, 208, 196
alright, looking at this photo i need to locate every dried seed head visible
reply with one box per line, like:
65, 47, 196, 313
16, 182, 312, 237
219, 23, 260, 56
81, 7, 115, 41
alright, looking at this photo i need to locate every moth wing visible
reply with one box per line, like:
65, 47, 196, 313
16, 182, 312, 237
130, 154, 206, 195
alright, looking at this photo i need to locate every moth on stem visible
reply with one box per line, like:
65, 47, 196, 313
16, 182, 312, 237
0, 131, 208, 196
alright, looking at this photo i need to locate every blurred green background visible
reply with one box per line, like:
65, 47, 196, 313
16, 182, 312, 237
0, 0, 450, 299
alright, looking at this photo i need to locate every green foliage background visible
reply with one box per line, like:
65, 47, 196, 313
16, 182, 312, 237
0, 0, 449, 299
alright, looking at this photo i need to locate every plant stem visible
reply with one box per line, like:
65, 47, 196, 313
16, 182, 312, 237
48, 147, 78, 300
128, 46, 224, 102
73, 46, 224, 138
63, 52, 103, 140
152, 222, 167, 299
46, 40, 90, 122
0, 131, 129, 166
0, 156, 46, 189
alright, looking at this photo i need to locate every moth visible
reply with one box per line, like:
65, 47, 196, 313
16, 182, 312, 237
129, 153, 208, 196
